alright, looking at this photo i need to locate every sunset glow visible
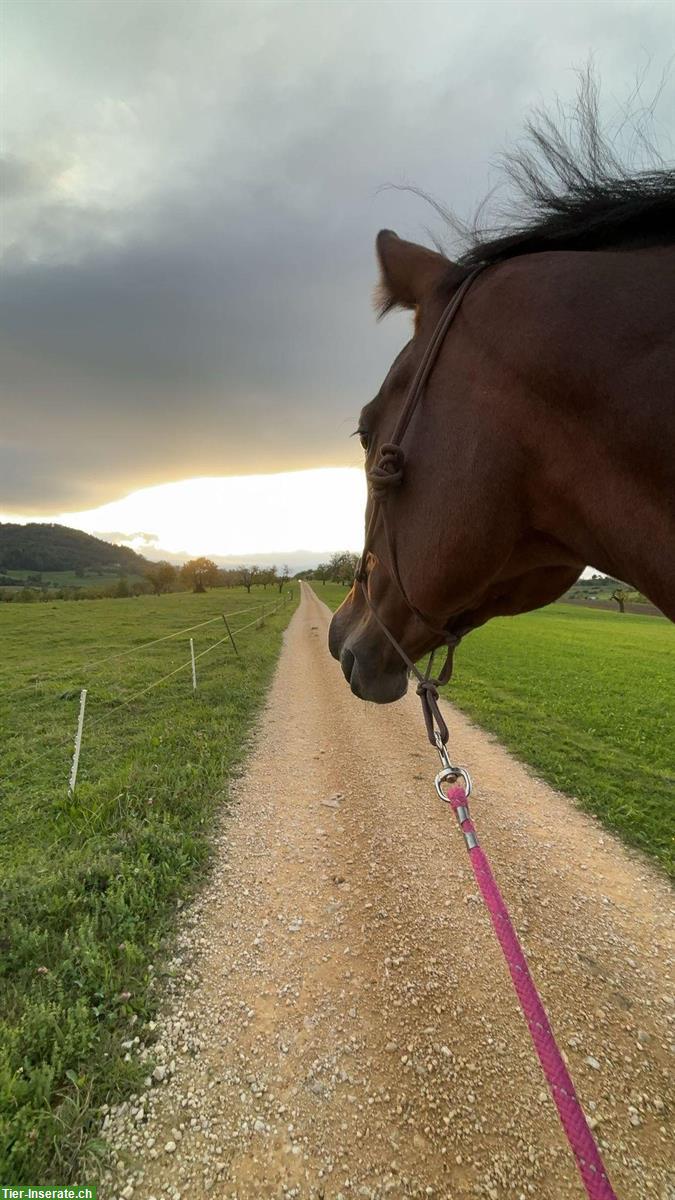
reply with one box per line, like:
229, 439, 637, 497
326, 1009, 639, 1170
0, 468, 368, 561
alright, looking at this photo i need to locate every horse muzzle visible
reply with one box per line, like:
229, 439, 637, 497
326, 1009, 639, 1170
328, 607, 409, 703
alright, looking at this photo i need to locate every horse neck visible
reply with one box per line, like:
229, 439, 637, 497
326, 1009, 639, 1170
526, 363, 675, 618
487, 249, 675, 618
561, 459, 674, 617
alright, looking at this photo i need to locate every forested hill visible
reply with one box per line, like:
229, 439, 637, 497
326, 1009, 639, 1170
0, 523, 149, 573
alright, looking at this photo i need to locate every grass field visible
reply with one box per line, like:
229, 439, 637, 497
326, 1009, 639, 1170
2, 568, 139, 583
313, 584, 674, 877
0, 585, 297, 1181
1, 568, 147, 593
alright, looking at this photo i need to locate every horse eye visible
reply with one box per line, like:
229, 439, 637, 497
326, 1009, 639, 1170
358, 430, 369, 451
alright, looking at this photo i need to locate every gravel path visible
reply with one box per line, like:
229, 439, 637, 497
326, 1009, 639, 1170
103, 582, 674, 1200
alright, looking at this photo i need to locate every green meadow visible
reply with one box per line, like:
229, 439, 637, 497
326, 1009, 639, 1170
314, 584, 674, 877
0, 586, 297, 1181
1, 568, 147, 592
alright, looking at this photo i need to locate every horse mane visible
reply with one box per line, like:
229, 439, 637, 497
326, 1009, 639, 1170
454, 72, 675, 266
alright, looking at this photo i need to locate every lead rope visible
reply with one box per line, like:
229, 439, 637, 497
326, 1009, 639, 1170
433, 742, 618, 1199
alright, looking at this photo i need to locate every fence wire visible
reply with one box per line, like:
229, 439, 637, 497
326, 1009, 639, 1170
1, 600, 272, 700
0, 597, 288, 819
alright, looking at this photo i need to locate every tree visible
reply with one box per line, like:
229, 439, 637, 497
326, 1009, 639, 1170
329, 551, 360, 585
611, 587, 629, 613
315, 562, 331, 586
258, 565, 277, 590
278, 564, 290, 593
146, 561, 178, 595
239, 565, 255, 593
180, 557, 220, 593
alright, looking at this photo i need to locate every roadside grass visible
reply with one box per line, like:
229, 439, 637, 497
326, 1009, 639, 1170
0, 586, 297, 1181
314, 584, 674, 876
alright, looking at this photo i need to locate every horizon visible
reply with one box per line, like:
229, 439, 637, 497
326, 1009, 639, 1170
0, 515, 605, 582
0, 467, 367, 564
0, 515, 351, 574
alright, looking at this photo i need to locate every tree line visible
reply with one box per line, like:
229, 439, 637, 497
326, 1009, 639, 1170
300, 551, 360, 586
0, 559, 294, 603
0, 547, 364, 604
145, 559, 292, 595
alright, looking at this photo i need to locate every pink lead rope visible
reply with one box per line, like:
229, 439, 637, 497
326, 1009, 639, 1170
444, 783, 618, 1199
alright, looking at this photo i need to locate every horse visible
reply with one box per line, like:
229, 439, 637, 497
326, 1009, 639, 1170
329, 134, 675, 704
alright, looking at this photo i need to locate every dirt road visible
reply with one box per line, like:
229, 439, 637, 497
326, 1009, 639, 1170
104, 582, 674, 1200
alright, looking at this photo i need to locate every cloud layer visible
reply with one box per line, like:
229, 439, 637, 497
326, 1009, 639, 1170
2, 0, 673, 511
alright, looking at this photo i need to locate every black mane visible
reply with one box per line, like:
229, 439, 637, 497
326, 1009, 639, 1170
456, 74, 675, 266
459, 173, 675, 266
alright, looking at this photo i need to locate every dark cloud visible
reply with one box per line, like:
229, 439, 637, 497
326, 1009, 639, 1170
1, 0, 672, 510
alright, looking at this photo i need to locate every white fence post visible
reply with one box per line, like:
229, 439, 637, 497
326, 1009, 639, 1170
190, 637, 197, 692
68, 688, 87, 796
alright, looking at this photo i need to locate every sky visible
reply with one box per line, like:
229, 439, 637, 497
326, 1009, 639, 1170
1, 0, 673, 559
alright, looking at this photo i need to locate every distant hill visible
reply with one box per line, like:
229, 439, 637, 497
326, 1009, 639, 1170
0, 523, 150, 574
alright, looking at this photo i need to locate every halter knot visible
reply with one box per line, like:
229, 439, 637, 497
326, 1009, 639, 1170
415, 678, 449, 748
367, 442, 405, 500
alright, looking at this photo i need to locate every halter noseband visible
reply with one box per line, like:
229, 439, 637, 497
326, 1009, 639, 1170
355, 264, 485, 746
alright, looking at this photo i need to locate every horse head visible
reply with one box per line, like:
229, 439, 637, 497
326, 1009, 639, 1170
329, 230, 583, 702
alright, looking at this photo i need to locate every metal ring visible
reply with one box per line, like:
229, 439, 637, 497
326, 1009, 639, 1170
434, 766, 472, 803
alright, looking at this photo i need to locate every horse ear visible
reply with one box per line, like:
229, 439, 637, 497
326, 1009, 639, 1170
374, 230, 453, 318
